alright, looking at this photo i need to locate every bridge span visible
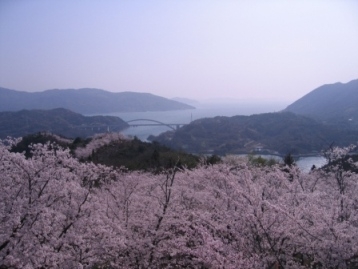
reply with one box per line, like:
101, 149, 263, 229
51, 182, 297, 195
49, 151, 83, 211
126, 119, 188, 130
74, 119, 188, 132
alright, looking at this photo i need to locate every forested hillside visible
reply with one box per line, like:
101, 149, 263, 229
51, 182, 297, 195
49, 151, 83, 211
285, 79, 358, 129
0, 108, 128, 139
0, 87, 195, 114
149, 112, 358, 155
10, 132, 204, 171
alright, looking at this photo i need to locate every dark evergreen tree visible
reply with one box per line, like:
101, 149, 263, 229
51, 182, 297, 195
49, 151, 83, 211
284, 153, 295, 167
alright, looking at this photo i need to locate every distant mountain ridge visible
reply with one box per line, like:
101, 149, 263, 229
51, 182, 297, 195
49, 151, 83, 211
284, 79, 358, 129
0, 87, 195, 114
0, 108, 128, 139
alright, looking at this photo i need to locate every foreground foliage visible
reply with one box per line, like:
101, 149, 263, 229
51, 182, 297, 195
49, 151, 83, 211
81, 136, 201, 171
11, 132, 203, 171
1, 139, 358, 268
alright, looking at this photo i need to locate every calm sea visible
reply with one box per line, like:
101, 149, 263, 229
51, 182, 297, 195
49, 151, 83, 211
102, 101, 327, 172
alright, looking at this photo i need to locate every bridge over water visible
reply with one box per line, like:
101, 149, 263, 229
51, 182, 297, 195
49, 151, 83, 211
126, 119, 188, 130
75, 119, 188, 132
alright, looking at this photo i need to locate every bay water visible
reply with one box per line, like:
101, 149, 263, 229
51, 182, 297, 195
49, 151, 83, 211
103, 101, 327, 172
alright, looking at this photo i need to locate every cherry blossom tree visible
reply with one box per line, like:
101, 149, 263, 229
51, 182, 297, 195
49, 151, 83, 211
0, 139, 124, 268
75, 132, 127, 159
1, 138, 357, 268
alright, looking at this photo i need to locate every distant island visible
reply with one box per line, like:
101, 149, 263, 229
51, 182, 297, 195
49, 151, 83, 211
0, 108, 128, 139
0, 87, 195, 114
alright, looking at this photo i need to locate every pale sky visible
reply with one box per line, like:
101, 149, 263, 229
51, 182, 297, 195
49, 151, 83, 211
0, 0, 357, 103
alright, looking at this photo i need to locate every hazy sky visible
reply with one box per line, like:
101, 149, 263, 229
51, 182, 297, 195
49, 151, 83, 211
0, 0, 357, 103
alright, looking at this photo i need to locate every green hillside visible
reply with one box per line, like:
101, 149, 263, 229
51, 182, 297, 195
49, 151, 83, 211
149, 112, 358, 155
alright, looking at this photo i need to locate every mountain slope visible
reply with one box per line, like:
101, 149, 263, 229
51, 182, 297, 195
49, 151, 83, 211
0, 108, 129, 139
284, 79, 358, 128
0, 87, 195, 114
149, 112, 358, 155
